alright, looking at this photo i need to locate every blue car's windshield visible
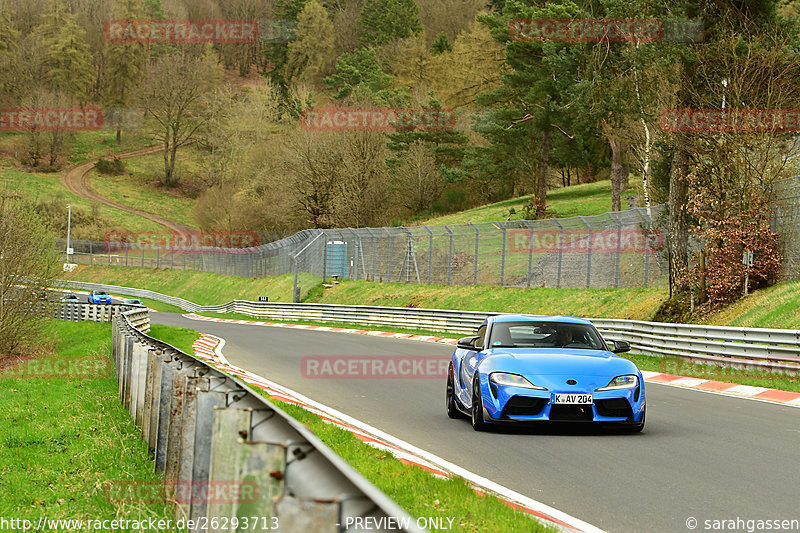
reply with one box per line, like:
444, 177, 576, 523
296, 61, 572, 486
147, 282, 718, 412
489, 321, 607, 350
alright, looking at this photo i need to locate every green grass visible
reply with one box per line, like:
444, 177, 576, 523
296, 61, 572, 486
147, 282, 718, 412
62, 265, 321, 304
622, 353, 800, 393
315, 280, 667, 320
417, 179, 641, 226
255, 392, 554, 533
0, 130, 153, 166
148, 324, 201, 355
0, 167, 164, 234
0, 320, 177, 530
66, 130, 154, 164
89, 153, 200, 229
704, 280, 800, 329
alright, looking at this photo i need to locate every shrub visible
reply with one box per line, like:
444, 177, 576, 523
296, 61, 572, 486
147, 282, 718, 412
95, 157, 125, 175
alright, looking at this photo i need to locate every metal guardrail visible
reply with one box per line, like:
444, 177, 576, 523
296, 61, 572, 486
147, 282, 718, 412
63, 280, 800, 373
55, 302, 150, 331
114, 309, 425, 533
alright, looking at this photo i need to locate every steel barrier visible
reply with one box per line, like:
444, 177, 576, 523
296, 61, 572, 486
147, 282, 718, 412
62, 280, 800, 373
114, 309, 424, 533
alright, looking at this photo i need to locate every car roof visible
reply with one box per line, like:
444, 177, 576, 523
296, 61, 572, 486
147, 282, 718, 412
489, 314, 593, 326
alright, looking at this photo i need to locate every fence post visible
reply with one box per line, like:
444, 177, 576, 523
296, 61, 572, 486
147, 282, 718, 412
523, 220, 534, 288
580, 216, 592, 288
554, 220, 564, 288
385, 228, 393, 281
423, 225, 433, 284
610, 212, 622, 288
322, 231, 327, 283
638, 207, 653, 287
497, 222, 507, 287
468, 222, 479, 285
444, 225, 453, 286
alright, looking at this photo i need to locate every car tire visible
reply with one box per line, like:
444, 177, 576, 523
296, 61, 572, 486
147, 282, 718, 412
446, 368, 464, 419
627, 408, 645, 433
471, 374, 488, 431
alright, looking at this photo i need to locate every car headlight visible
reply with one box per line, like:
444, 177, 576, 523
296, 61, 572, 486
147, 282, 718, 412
489, 372, 547, 390
596, 375, 639, 391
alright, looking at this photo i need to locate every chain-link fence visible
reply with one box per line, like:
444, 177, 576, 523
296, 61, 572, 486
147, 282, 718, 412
59, 206, 671, 297
772, 175, 800, 279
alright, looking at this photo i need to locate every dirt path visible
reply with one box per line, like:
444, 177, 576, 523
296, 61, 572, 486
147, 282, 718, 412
60, 145, 195, 234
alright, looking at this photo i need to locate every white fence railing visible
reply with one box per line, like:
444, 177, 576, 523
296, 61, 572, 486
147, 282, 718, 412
61, 280, 800, 373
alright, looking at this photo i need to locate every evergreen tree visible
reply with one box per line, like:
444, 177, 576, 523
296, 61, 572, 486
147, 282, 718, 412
359, 0, 422, 47
430, 32, 452, 55
34, 2, 94, 104
286, 0, 336, 84
103, 0, 146, 144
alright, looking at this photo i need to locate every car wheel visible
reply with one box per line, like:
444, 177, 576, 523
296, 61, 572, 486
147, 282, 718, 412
471, 374, 488, 431
628, 407, 645, 433
446, 368, 464, 419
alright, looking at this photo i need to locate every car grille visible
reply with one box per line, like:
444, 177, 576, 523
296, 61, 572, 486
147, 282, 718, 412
549, 404, 593, 421
502, 396, 548, 417
595, 398, 633, 419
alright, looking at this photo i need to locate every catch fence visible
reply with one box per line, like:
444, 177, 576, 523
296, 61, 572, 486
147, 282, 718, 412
60, 205, 670, 293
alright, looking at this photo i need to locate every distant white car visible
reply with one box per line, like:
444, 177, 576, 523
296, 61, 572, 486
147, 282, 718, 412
60, 293, 81, 303
121, 298, 145, 307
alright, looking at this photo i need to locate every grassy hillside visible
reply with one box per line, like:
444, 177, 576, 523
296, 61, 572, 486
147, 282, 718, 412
61, 265, 320, 304
417, 179, 642, 226
705, 280, 800, 329
88, 152, 200, 229
0, 167, 164, 234
63, 265, 667, 320
62, 264, 800, 330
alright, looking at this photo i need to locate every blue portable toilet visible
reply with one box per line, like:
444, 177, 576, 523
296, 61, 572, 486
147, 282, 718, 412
326, 241, 348, 278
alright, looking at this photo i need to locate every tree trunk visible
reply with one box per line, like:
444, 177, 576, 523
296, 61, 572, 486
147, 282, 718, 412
536, 128, 550, 218
609, 135, 622, 212
116, 128, 121, 145
162, 132, 170, 186
668, 131, 690, 297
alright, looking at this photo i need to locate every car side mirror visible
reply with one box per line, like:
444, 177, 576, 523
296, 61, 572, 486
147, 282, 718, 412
612, 340, 630, 353
457, 336, 478, 350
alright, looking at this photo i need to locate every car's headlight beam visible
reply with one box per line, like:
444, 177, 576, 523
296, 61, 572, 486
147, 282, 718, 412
489, 372, 547, 390
596, 375, 639, 391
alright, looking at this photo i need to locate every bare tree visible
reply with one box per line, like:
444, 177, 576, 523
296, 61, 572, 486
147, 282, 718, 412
392, 140, 442, 213
0, 194, 59, 358
138, 51, 222, 187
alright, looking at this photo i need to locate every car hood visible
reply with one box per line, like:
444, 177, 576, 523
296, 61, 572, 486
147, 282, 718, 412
484, 348, 638, 378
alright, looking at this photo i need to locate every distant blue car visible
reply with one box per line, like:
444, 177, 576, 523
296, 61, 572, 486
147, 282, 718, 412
88, 290, 112, 304
446, 314, 645, 432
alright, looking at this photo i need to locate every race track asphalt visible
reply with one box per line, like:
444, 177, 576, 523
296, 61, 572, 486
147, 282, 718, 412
152, 312, 800, 533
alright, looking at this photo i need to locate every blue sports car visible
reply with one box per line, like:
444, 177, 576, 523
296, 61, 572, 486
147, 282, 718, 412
88, 290, 112, 304
446, 314, 645, 432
